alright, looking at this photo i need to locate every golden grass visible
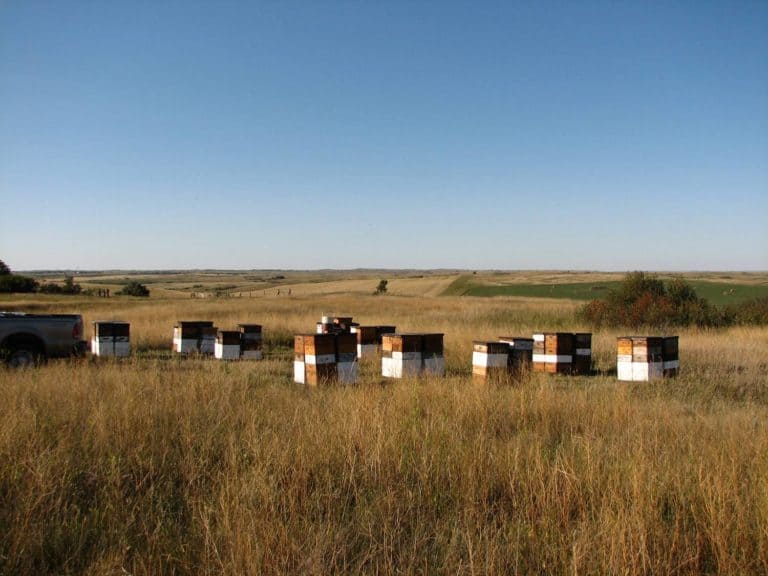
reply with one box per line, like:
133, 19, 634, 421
1, 293, 767, 574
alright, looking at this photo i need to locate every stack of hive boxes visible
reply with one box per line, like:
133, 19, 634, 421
382, 333, 445, 378
532, 332, 593, 375
351, 325, 397, 359
294, 333, 358, 385
215, 330, 242, 360
472, 341, 510, 380
239, 324, 263, 359
573, 333, 593, 375
173, 321, 217, 355
498, 336, 534, 373
617, 336, 679, 381
532, 332, 574, 374
91, 321, 131, 357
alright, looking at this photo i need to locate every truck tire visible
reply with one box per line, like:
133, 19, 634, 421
7, 347, 44, 368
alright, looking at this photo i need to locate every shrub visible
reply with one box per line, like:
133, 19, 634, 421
0, 274, 38, 293
578, 272, 719, 329
39, 275, 81, 295
724, 296, 768, 325
118, 281, 150, 297
374, 279, 388, 295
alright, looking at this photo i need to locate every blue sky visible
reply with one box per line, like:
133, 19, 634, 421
1, 1, 766, 271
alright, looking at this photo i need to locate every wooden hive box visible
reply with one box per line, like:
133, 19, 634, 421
294, 334, 337, 385
215, 330, 242, 360
382, 334, 423, 378
173, 321, 215, 354
335, 333, 358, 384
352, 326, 379, 359
472, 341, 509, 380
498, 336, 533, 372
238, 324, 262, 360
533, 332, 574, 374
421, 333, 445, 376
572, 332, 592, 375
92, 321, 131, 357
662, 336, 679, 377
617, 336, 664, 381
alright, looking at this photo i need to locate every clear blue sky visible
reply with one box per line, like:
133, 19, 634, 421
1, 1, 766, 271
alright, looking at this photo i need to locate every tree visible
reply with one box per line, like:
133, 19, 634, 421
0, 275, 38, 293
374, 279, 388, 295
0, 260, 10, 276
118, 281, 150, 297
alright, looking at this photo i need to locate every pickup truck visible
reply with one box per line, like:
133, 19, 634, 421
0, 312, 86, 367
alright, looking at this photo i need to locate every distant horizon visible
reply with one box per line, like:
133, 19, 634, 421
14, 267, 768, 275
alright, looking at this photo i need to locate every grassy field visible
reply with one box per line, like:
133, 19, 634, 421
2, 275, 768, 574
442, 273, 768, 306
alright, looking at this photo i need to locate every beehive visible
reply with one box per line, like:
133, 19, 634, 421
173, 321, 215, 354
335, 333, 358, 384
294, 334, 338, 385
573, 333, 593, 375
91, 321, 130, 357
472, 341, 509, 380
532, 332, 574, 374
352, 326, 379, 359
382, 334, 422, 378
239, 324, 262, 360
422, 333, 445, 376
351, 325, 398, 359
617, 336, 664, 381
662, 336, 679, 377
215, 330, 242, 360
498, 336, 533, 372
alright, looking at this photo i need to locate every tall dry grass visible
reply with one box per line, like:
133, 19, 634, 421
1, 293, 767, 574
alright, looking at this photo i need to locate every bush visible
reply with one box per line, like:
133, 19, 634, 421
578, 272, 720, 329
724, 296, 768, 325
39, 275, 81, 295
118, 281, 150, 297
374, 279, 388, 295
0, 274, 38, 293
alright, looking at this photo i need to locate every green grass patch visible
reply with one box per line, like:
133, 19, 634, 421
465, 281, 768, 306
440, 274, 477, 296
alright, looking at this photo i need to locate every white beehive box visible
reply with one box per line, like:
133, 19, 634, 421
92, 321, 130, 357
215, 330, 241, 360
617, 337, 664, 381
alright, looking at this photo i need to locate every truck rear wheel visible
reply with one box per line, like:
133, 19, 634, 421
7, 347, 44, 368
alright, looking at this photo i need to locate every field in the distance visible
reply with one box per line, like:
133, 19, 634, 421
1, 270, 767, 575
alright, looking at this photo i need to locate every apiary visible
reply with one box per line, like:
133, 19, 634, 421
573, 332, 593, 375
617, 336, 664, 381
472, 341, 509, 380
498, 336, 533, 372
238, 324, 262, 360
532, 332, 574, 374
173, 321, 216, 354
382, 333, 422, 378
91, 321, 130, 357
215, 330, 241, 360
